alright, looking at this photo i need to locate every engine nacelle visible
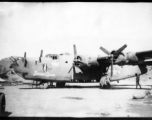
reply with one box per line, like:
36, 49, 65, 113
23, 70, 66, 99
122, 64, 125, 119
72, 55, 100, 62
76, 55, 100, 68
115, 52, 140, 65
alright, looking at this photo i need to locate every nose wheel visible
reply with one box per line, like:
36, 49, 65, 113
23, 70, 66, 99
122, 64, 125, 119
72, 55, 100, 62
39, 82, 49, 89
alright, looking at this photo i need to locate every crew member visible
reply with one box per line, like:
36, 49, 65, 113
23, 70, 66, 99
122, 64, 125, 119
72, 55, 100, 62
135, 73, 142, 89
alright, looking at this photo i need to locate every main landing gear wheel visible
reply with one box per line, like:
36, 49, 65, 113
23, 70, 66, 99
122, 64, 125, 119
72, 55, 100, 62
99, 76, 111, 89
56, 82, 66, 88
39, 83, 49, 89
0, 93, 5, 116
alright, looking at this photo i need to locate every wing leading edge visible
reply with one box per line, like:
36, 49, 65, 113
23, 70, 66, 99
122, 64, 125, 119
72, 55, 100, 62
136, 50, 152, 60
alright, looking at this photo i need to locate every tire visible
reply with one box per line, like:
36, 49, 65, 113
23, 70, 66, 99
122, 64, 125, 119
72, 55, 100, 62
105, 82, 111, 89
96, 78, 100, 82
56, 82, 66, 88
43, 83, 49, 89
39, 84, 44, 89
39, 83, 49, 89
0, 93, 5, 116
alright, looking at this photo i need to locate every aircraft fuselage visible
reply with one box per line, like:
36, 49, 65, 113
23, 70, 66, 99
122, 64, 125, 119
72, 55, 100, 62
13, 54, 104, 82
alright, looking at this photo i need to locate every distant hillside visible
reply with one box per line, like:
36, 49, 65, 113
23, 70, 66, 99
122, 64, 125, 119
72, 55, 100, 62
0, 57, 26, 82
0, 57, 14, 78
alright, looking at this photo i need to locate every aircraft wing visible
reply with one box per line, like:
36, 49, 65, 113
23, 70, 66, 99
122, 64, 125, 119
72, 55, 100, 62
109, 75, 135, 82
136, 50, 152, 60
98, 50, 152, 66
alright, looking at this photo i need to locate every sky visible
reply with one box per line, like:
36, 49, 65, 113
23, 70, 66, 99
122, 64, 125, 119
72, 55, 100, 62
0, 2, 152, 59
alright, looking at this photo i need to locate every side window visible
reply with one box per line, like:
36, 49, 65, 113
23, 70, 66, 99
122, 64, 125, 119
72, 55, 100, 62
43, 63, 47, 72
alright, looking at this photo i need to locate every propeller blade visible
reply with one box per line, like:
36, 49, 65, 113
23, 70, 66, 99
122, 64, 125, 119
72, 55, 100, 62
111, 59, 113, 77
73, 44, 77, 59
10, 56, 18, 66
40, 50, 43, 58
10, 56, 16, 61
100, 46, 111, 55
68, 65, 73, 73
115, 44, 127, 55
24, 60, 27, 67
10, 56, 15, 62
39, 57, 41, 63
24, 52, 27, 67
68, 63, 76, 74
24, 52, 26, 59
39, 50, 43, 63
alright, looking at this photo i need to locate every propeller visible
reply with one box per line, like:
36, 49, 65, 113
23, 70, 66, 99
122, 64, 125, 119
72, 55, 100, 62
39, 50, 43, 63
24, 52, 27, 67
73, 44, 77, 59
24, 52, 26, 58
68, 63, 75, 73
10, 56, 18, 66
68, 45, 77, 73
10, 56, 16, 62
9, 53, 28, 67
100, 46, 111, 55
111, 55, 113, 77
68, 44, 88, 74
40, 50, 43, 57
100, 44, 127, 77
115, 44, 127, 56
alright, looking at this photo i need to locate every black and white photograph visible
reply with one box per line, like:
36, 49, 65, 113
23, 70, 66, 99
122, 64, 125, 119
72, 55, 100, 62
0, 2, 152, 117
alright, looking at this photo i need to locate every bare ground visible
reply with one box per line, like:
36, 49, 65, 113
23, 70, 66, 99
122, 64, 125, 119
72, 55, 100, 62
0, 79, 152, 117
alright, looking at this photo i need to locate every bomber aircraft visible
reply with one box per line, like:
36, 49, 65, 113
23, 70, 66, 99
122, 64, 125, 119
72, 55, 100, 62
9, 44, 152, 89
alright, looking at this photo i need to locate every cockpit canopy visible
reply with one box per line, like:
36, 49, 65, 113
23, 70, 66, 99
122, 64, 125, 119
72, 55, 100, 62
45, 53, 70, 60
45, 54, 59, 60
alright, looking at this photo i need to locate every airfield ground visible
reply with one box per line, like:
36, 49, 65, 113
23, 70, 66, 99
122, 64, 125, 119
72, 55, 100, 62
0, 79, 152, 117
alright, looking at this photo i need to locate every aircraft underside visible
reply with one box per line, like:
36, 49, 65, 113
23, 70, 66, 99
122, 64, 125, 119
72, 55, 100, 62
31, 77, 110, 89
27, 67, 110, 89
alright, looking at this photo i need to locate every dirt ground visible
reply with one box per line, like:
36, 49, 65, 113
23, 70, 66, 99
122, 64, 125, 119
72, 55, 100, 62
0, 79, 152, 117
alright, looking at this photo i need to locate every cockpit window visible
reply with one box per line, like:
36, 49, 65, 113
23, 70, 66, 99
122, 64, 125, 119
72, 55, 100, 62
45, 54, 59, 60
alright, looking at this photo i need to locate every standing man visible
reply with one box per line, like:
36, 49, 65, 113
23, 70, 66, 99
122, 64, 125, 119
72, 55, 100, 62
135, 73, 142, 89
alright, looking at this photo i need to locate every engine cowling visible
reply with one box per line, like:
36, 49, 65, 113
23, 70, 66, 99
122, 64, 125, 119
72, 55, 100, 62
75, 55, 100, 68
115, 52, 139, 65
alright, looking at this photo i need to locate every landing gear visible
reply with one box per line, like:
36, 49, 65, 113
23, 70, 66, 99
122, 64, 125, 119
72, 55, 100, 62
0, 93, 5, 116
49, 82, 53, 86
39, 82, 49, 89
99, 75, 111, 89
56, 82, 66, 88
96, 78, 100, 82
79, 79, 85, 82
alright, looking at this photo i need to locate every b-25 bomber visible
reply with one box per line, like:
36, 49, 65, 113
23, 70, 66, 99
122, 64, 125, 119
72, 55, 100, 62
10, 44, 152, 89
